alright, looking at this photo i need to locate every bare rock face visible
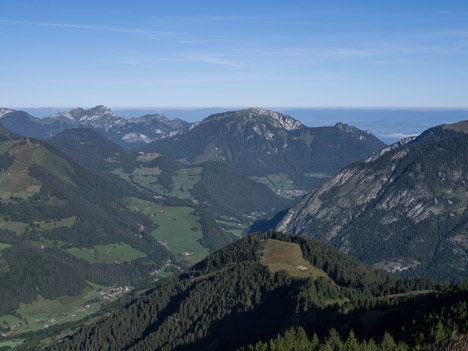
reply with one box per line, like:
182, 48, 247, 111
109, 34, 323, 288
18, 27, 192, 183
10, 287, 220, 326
278, 122, 468, 282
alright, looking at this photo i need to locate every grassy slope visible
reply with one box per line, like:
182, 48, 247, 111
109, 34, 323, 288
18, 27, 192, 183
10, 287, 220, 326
443, 120, 468, 133
263, 239, 330, 280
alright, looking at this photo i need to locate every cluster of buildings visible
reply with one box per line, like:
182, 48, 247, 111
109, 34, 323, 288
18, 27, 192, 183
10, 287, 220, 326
277, 189, 307, 197
99, 286, 131, 301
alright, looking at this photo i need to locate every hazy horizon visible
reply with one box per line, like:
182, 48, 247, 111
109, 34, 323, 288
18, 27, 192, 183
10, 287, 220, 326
7, 106, 468, 145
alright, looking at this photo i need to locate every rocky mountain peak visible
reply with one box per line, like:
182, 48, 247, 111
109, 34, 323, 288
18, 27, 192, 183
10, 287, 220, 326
0, 108, 15, 118
247, 108, 305, 131
49, 105, 116, 121
202, 108, 305, 132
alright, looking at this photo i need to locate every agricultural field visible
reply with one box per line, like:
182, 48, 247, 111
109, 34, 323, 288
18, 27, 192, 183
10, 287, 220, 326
0, 145, 41, 199
138, 167, 202, 201
127, 197, 208, 260
249, 173, 299, 199
28, 238, 68, 249
0, 217, 77, 236
150, 206, 208, 259
262, 239, 330, 280
0, 221, 27, 235
304, 172, 332, 179
66, 243, 146, 264
129, 166, 161, 189
215, 217, 245, 237
136, 155, 158, 163
0, 338, 24, 349
163, 167, 202, 199
0, 283, 106, 342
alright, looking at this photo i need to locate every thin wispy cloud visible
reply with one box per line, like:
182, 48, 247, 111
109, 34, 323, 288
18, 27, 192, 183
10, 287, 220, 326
152, 15, 270, 22
0, 19, 186, 39
186, 54, 243, 67
119, 60, 153, 67
231, 41, 464, 62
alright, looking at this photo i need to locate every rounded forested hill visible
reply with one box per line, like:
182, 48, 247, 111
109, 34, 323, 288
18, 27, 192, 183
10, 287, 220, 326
53, 231, 441, 351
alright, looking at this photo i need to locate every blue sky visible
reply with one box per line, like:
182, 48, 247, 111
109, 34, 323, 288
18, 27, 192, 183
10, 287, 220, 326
1, 0, 468, 108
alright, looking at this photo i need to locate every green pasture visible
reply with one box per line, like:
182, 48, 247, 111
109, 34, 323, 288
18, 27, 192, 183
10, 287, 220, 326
263, 240, 330, 280
66, 243, 146, 264
216, 216, 246, 237
32, 147, 75, 184
35, 217, 76, 231
0, 140, 16, 155
129, 166, 161, 189
304, 172, 332, 179
166, 167, 202, 199
0, 338, 24, 349
0, 283, 104, 337
0, 217, 76, 236
136, 155, 158, 162
139, 166, 202, 201
444, 121, 468, 133
250, 173, 297, 198
150, 206, 208, 258
127, 198, 208, 258
0, 221, 26, 235
127, 197, 209, 258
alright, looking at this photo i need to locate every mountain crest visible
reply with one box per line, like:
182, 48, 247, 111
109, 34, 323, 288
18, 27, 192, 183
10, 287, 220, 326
49, 105, 116, 121
0, 108, 15, 118
248, 107, 305, 131
202, 107, 305, 131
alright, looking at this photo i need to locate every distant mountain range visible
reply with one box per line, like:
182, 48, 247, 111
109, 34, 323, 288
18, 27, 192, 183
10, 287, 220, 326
278, 120, 468, 282
0, 105, 190, 148
141, 108, 386, 190
0, 106, 386, 193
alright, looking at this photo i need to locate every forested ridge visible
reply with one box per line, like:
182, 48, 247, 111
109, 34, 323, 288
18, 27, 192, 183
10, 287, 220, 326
47, 232, 451, 351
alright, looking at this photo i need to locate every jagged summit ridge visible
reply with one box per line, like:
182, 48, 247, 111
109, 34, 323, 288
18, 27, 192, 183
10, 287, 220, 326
49, 105, 116, 121
200, 107, 305, 131
0, 105, 191, 147
0, 108, 15, 118
248, 107, 304, 131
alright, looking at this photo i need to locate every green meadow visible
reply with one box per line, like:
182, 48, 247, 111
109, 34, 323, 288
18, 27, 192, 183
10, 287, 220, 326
0, 283, 104, 339
0, 217, 76, 236
66, 243, 146, 264
263, 239, 330, 280
127, 197, 208, 259
150, 206, 208, 259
